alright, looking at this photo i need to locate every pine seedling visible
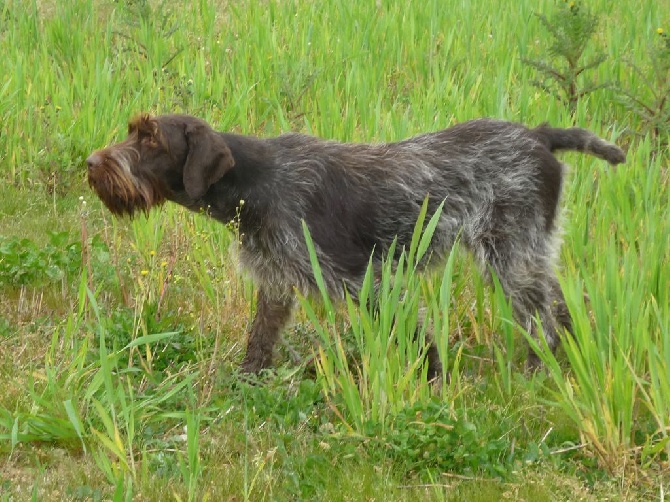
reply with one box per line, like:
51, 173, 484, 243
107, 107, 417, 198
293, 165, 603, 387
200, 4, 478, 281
615, 28, 670, 145
522, 1, 608, 112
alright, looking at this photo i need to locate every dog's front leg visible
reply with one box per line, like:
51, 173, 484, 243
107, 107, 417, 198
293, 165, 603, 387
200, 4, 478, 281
240, 288, 294, 373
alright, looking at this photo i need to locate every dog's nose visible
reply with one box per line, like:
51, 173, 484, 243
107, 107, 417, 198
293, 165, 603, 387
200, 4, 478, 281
86, 153, 103, 170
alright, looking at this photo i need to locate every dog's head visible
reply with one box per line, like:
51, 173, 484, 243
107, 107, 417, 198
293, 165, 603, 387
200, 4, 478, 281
86, 114, 235, 217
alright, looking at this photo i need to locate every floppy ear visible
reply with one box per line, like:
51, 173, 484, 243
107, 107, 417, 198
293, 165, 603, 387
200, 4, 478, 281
182, 122, 235, 200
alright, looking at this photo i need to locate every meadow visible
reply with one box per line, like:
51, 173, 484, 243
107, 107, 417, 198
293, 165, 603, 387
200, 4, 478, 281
0, 0, 668, 500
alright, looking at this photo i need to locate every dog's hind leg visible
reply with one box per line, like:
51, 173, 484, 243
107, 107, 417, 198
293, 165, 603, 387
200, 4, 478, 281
474, 238, 570, 371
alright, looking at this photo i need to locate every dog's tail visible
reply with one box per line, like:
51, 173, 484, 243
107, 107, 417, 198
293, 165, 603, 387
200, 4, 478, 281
533, 124, 626, 166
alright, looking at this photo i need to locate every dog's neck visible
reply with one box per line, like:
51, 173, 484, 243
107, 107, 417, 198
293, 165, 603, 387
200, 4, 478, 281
169, 133, 279, 236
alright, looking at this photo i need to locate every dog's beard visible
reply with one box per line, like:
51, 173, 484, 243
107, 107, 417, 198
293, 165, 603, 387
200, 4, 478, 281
87, 153, 166, 217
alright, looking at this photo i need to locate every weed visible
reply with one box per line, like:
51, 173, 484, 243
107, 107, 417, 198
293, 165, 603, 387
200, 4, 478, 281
378, 399, 516, 478
0, 317, 11, 338
238, 375, 324, 430
0, 232, 110, 287
93, 304, 197, 376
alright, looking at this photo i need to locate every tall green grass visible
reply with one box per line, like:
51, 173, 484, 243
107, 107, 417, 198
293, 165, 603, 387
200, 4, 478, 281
528, 143, 670, 469
0, 0, 668, 498
299, 200, 458, 433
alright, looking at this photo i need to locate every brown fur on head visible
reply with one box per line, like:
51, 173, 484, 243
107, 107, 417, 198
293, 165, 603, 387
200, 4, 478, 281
129, 113, 165, 149
87, 113, 235, 217
86, 115, 172, 217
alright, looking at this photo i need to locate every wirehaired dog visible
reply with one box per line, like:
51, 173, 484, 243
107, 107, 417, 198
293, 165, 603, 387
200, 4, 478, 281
87, 114, 625, 374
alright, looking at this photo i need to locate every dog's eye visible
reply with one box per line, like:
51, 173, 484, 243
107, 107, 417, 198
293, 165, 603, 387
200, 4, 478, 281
127, 124, 149, 141
132, 127, 156, 145
140, 135, 159, 146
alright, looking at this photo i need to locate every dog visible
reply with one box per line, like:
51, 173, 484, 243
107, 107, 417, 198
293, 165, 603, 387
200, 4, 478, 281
86, 113, 625, 374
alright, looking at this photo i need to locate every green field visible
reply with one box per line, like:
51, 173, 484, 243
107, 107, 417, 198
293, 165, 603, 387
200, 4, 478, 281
1, 0, 669, 500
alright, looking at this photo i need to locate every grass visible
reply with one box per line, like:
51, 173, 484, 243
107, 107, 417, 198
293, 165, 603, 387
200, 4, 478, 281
1, 0, 669, 500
